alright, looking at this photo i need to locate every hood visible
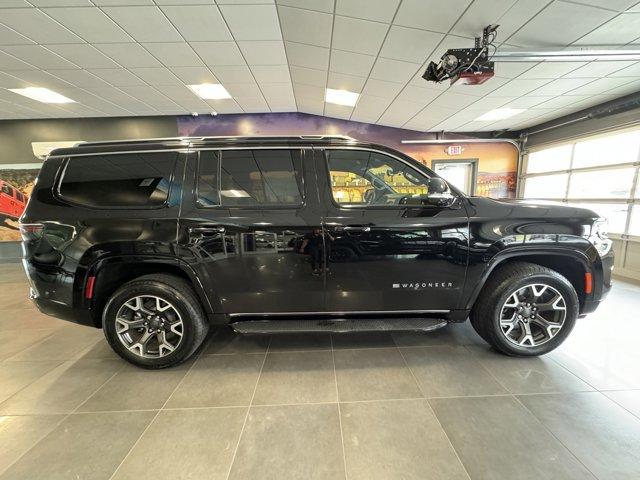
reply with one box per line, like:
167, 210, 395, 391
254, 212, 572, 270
466, 196, 600, 221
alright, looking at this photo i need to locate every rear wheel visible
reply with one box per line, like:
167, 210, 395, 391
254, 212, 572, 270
470, 262, 578, 356
103, 274, 208, 369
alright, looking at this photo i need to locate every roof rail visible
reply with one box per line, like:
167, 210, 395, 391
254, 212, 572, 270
73, 134, 356, 147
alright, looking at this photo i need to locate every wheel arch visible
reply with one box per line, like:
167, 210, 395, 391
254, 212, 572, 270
85, 256, 213, 327
466, 249, 591, 314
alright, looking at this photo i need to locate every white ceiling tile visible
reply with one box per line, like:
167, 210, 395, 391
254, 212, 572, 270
487, 78, 551, 96
598, 78, 640, 95
278, 6, 332, 47
461, 95, 514, 111
211, 65, 255, 83
286, 42, 329, 70
277, 0, 333, 13
517, 62, 583, 79
93, 1, 154, 5
351, 94, 392, 121
502, 96, 553, 108
143, 43, 204, 67
101, 6, 182, 43
574, 0, 639, 11
49, 69, 111, 87
564, 60, 636, 78
369, 57, 419, 83
529, 77, 596, 96
380, 26, 443, 63
608, 61, 640, 77
170, 66, 218, 83
361, 79, 404, 98
7, 69, 74, 88
336, 0, 400, 23
0, 50, 37, 70
324, 102, 353, 119
0, 8, 83, 44
43, 7, 132, 43
575, 13, 640, 45
236, 96, 270, 112
87, 68, 146, 86
564, 76, 639, 95
238, 41, 287, 65
153, 85, 199, 100
290, 65, 327, 86
332, 16, 388, 56
155, 0, 215, 4
532, 95, 592, 109
191, 42, 245, 66
494, 62, 536, 79
296, 96, 324, 115
0, 1, 32, 7
1, 45, 78, 69
395, 85, 441, 105
129, 67, 182, 85
331, 50, 375, 77
95, 43, 162, 68
46, 44, 120, 69
260, 83, 294, 99
269, 103, 296, 112
161, 5, 232, 42
225, 83, 262, 97
219, 4, 281, 40
507, 2, 616, 47
206, 98, 243, 113
430, 91, 478, 109
0, 24, 34, 46
448, 76, 510, 97
293, 82, 324, 101
394, 0, 473, 33
251, 65, 291, 83
327, 72, 366, 92
451, 0, 519, 38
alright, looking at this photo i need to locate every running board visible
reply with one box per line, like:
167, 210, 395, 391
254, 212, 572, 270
230, 318, 448, 334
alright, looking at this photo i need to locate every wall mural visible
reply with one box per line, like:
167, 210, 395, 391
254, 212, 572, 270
177, 112, 518, 198
0, 164, 41, 241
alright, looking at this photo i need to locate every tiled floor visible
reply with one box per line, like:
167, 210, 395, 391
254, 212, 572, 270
1, 262, 640, 479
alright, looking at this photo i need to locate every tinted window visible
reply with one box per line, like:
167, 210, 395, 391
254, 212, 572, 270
197, 149, 304, 207
1, 183, 13, 196
59, 152, 176, 208
16, 191, 25, 202
326, 149, 430, 206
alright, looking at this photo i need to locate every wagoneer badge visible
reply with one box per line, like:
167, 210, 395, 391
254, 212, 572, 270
393, 282, 454, 290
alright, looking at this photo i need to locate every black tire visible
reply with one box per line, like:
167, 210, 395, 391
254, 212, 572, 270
103, 274, 209, 369
470, 262, 579, 356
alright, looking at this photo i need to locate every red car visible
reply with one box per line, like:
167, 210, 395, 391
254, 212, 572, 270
0, 179, 28, 220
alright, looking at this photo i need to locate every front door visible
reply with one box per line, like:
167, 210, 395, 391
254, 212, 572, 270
318, 148, 470, 313
178, 147, 325, 315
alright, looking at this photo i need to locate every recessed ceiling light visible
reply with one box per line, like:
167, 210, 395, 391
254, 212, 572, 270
475, 108, 525, 121
325, 88, 359, 107
8, 87, 75, 104
187, 83, 231, 100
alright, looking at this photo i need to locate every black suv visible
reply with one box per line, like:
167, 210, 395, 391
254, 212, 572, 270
20, 136, 613, 368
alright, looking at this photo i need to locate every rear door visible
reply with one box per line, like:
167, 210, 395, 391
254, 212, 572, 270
178, 147, 325, 315
317, 147, 470, 313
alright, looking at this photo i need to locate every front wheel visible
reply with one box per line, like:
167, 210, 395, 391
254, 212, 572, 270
470, 262, 579, 356
103, 274, 209, 369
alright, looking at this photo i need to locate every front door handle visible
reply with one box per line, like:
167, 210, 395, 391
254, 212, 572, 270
189, 226, 225, 235
335, 226, 371, 232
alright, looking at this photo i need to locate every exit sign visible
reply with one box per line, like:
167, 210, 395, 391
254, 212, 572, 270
446, 145, 463, 155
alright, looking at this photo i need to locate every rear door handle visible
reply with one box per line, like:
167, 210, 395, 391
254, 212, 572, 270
189, 226, 225, 235
335, 226, 371, 232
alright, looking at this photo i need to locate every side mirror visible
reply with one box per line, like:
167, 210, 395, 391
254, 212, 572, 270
422, 177, 455, 207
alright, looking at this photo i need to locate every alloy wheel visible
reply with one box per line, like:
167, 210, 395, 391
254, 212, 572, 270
115, 295, 184, 358
499, 283, 567, 347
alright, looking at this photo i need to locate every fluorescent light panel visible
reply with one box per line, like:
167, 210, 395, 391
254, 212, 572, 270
325, 88, 359, 107
475, 108, 525, 121
9, 87, 75, 104
188, 83, 231, 100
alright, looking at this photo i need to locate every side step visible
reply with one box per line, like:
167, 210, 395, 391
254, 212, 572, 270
230, 318, 448, 334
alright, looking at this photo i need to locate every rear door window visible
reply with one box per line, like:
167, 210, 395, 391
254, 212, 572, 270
197, 149, 304, 207
59, 152, 177, 208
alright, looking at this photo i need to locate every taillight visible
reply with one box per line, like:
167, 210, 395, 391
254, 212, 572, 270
19, 223, 44, 242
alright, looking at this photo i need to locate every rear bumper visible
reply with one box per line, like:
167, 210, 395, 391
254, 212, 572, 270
30, 290, 95, 327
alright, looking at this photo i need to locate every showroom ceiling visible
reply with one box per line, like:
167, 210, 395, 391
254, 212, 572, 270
0, 0, 640, 132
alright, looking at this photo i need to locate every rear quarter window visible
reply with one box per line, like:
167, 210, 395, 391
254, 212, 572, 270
58, 152, 177, 208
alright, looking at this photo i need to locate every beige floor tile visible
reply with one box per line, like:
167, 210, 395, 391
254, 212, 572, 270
334, 348, 422, 401
165, 354, 264, 408
430, 395, 595, 480
331, 332, 395, 349
6, 325, 102, 362
401, 346, 507, 397
1, 411, 155, 480
0, 329, 57, 361
392, 322, 483, 347
340, 399, 468, 480
267, 332, 332, 352
203, 327, 270, 355
0, 361, 62, 404
605, 390, 640, 419
228, 404, 345, 480
0, 359, 123, 415
519, 392, 640, 480
253, 351, 336, 405
113, 407, 247, 480
0, 414, 63, 474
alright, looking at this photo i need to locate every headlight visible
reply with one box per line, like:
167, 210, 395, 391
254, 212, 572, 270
586, 218, 612, 256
